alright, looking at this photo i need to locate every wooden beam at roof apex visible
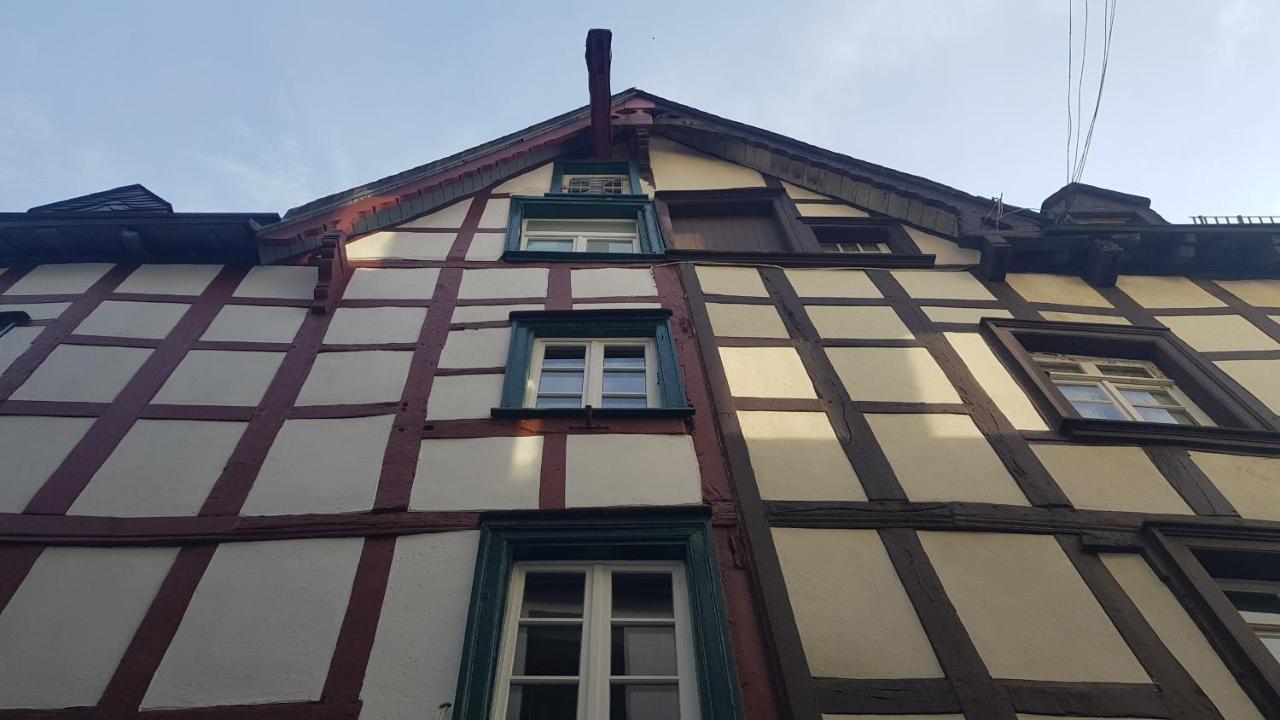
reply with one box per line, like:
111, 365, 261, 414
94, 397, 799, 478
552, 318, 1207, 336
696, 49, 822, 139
585, 28, 613, 159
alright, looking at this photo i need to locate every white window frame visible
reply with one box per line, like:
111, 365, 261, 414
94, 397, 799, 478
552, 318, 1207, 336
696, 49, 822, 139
1217, 578, 1280, 663
820, 241, 890, 254
525, 338, 658, 409
562, 174, 631, 195
490, 561, 701, 720
1032, 352, 1214, 426
520, 218, 640, 254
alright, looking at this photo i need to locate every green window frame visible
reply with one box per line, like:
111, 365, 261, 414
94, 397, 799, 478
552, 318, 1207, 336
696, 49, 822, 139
503, 195, 665, 261
494, 309, 691, 417
451, 509, 744, 720
549, 160, 644, 198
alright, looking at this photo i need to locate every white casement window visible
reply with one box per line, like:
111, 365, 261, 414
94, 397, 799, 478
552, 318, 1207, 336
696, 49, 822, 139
820, 241, 890, 254
526, 339, 657, 409
491, 562, 700, 720
1032, 353, 1213, 426
521, 218, 640, 254
1217, 579, 1280, 663
563, 174, 630, 195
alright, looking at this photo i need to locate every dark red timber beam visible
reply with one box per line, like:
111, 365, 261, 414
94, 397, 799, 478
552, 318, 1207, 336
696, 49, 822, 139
585, 28, 613, 158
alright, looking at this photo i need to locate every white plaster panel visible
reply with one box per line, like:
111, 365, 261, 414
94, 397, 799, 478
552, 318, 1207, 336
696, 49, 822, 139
200, 304, 307, 342
565, 434, 701, 507
142, 538, 362, 708
152, 350, 283, 406
944, 332, 1049, 431
295, 351, 412, 405
76, 300, 188, 339
706, 303, 790, 338
807, 305, 911, 340
0, 325, 41, 373
870, 413, 1029, 505
719, 346, 817, 399
738, 411, 864, 500
1116, 275, 1225, 308
4, 263, 113, 295
0, 302, 70, 319
438, 328, 510, 369
649, 137, 765, 190
359, 531, 479, 719
464, 234, 506, 261
400, 198, 472, 228
1158, 314, 1280, 352
0, 416, 93, 512
344, 267, 441, 301
1189, 451, 1280, 522
492, 164, 554, 195
1038, 311, 1131, 325
232, 265, 318, 299
786, 269, 880, 298
824, 716, 964, 720
922, 306, 1012, 324
458, 268, 548, 300
1006, 273, 1111, 307
324, 306, 427, 345
70, 420, 246, 517
1215, 279, 1280, 307
695, 265, 768, 297
773, 528, 944, 678
796, 202, 869, 218
570, 268, 657, 298
1215, 359, 1280, 413
1017, 717, 1152, 720
12, 345, 151, 403
891, 270, 994, 301
1031, 444, 1192, 514
346, 231, 454, 261
410, 436, 542, 511
425, 374, 504, 420
450, 304, 541, 323
116, 264, 221, 295
572, 302, 663, 310
477, 198, 511, 229
827, 347, 961, 403
781, 181, 827, 200
242, 415, 394, 515
904, 227, 980, 265
0, 546, 177, 709
919, 531, 1149, 682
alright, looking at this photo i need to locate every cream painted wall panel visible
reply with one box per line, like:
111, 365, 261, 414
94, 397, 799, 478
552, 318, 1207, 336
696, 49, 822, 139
706, 303, 790, 339
4, 263, 112, 295
324, 306, 427, 345
1101, 553, 1265, 720
1006, 273, 1110, 307
773, 528, 943, 678
0, 302, 69, 319
345, 231, 453, 261
116, 264, 221, 295
649, 137, 765, 191
143, 538, 362, 708
1116, 276, 1225, 308
565, 434, 701, 507
807, 305, 911, 340
719, 347, 817, 399
76, 301, 188, 339
492, 164, 554, 195
12, 345, 151, 403
344, 267, 441, 300
477, 198, 511, 229
1215, 359, 1280, 413
71, 420, 246, 517
295, 351, 412, 405
438, 328, 510, 369
870, 414, 1029, 505
233, 265, 317, 299
825, 716, 964, 720
0, 416, 93, 512
359, 531, 479, 720
201, 305, 307, 342
242, 415, 393, 515
573, 302, 664, 310
923, 306, 1013, 324
904, 227, 980, 265
0, 325, 41, 373
739, 411, 865, 500
919, 531, 1149, 682
451, 304, 541, 323
1189, 452, 1280, 521
571, 268, 658, 298
152, 350, 282, 406
796, 202, 869, 218
458, 268, 548, 300
945, 332, 1049, 431
411, 436, 541, 511
0, 546, 177, 709
425, 374, 503, 420
464, 234, 506, 261
891, 270, 994, 301
786, 269, 880, 299
1157, 315, 1279, 352
1030, 444, 1191, 514
1016, 716, 1152, 720
399, 198, 472, 228
1216, 279, 1280, 307
695, 265, 767, 297
1039, 311, 1130, 325
827, 347, 961, 403
781, 181, 827, 200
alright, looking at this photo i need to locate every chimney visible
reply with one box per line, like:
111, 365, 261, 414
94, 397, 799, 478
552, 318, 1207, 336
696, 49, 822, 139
585, 29, 612, 158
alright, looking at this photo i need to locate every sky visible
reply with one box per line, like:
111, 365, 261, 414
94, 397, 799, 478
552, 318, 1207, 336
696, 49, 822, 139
2, 1, 1277, 220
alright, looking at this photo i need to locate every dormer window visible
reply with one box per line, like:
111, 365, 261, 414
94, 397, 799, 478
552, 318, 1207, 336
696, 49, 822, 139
804, 219, 919, 256
821, 241, 890, 254
522, 218, 640, 254
549, 161, 643, 198
504, 196, 663, 259
563, 174, 630, 195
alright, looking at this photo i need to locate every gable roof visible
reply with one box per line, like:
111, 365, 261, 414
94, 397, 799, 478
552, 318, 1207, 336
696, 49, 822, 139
27, 183, 173, 214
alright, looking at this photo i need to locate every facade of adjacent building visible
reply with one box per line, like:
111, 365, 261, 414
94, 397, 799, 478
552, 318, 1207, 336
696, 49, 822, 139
1, 32, 1278, 720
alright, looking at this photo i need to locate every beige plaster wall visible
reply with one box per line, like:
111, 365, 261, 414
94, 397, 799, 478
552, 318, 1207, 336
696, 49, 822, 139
807, 305, 912, 340
294, 351, 412, 405
12, 345, 151, 403
491, 163, 554, 195
450, 304, 541, 323
476, 198, 510, 229
324, 306, 428, 345
1115, 276, 1225, 309
826, 347, 961, 403
719, 346, 817, 399
0, 415, 93, 512
0, 301, 69, 320
1157, 314, 1279, 352
438, 328, 511, 369
786, 269, 880, 299
1006, 273, 1110, 308
152, 350, 283, 406
1215, 359, 1280, 413
796, 202, 869, 218
1216, 279, 1280, 307
869, 413, 1029, 505
202, 305, 307, 343
399, 198, 471, 229
1038, 311, 1130, 325
1030, 444, 1192, 514
464, 234, 506, 261
706, 303, 790, 338
4, 263, 113, 295
781, 181, 827, 200
116, 264, 221, 296
738, 411, 865, 500
904, 227, 980, 265
1189, 451, 1280, 522
0, 325, 41, 374
76, 300, 188, 339
458, 268, 548, 300
344, 268, 441, 301
944, 332, 1049, 431
233, 265, 317, 300
424, 374, 504, 420
570, 268, 657, 298
345, 231, 453, 261
411, 436, 542, 511
922, 306, 1012, 324
695, 265, 768, 297
892, 270, 994, 301
649, 136, 765, 191
565, 434, 701, 507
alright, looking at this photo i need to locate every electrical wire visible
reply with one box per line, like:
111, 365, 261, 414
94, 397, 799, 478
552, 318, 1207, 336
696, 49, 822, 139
1073, 0, 1089, 179
1073, 0, 1118, 184
1066, 0, 1074, 183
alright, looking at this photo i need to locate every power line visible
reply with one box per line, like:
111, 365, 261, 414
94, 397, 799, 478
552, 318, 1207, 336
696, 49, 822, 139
1073, 0, 1118, 183
1065, 0, 1120, 185
1066, 1, 1074, 182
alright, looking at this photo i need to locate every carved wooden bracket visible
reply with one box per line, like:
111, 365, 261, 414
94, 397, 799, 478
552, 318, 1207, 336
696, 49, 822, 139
311, 229, 350, 314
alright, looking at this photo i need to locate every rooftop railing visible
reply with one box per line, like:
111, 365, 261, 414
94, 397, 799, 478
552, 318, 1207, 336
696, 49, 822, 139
1190, 215, 1280, 225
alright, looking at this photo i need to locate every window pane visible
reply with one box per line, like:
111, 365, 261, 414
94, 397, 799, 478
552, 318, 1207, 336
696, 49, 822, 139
538, 371, 584, 395
586, 240, 636, 254
612, 572, 674, 618
537, 395, 584, 409
1058, 384, 1110, 402
522, 573, 586, 618
1071, 401, 1128, 421
526, 239, 574, 252
1098, 364, 1154, 378
507, 683, 578, 720
604, 346, 646, 369
1037, 359, 1085, 374
1262, 634, 1280, 664
611, 625, 678, 676
609, 684, 680, 720
1225, 590, 1280, 617
1119, 388, 1178, 406
603, 372, 647, 395
513, 625, 582, 676
1134, 407, 1196, 425
527, 219, 636, 235
543, 346, 586, 369
600, 396, 649, 409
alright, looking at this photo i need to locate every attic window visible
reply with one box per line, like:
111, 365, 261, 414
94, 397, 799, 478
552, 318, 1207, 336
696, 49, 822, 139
550, 161, 642, 198
504, 196, 663, 260
806, 219, 917, 256
563, 174, 629, 195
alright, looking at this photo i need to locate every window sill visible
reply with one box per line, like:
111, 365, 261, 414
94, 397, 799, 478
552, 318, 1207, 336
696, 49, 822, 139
662, 248, 935, 268
502, 250, 666, 264
1060, 418, 1280, 454
541, 192, 651, 202
490, 406, 695, 419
